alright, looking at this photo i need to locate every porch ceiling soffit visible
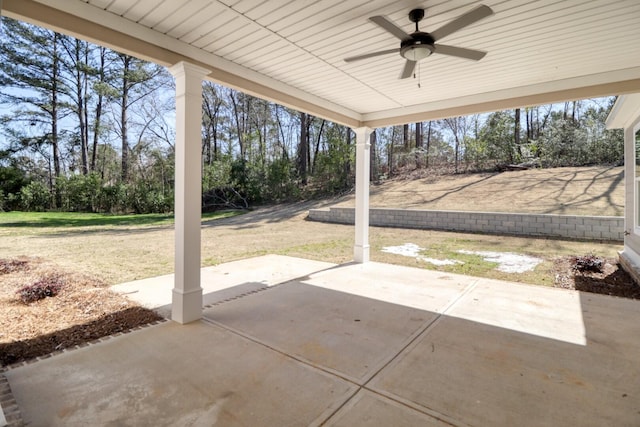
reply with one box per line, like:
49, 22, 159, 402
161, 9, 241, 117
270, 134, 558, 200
606, 93, 640, 129
5, 0, 640, 129
4, 0, 363, 128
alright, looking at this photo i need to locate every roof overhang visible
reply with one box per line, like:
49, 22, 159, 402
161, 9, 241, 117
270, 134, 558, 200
606, 93, 640, 129
5, 0, 640, 129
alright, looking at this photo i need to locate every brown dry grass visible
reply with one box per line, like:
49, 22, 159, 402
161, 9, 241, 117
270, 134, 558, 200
336, 165, 624, 216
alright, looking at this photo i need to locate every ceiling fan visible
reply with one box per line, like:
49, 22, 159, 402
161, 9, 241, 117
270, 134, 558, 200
344, 4, 494, 79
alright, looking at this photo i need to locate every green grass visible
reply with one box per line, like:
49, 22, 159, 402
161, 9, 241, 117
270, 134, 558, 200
0, 210, 244, 228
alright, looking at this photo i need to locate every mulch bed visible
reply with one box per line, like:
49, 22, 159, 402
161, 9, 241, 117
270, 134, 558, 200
0, 257, 162, 367
553, 255, 640, 299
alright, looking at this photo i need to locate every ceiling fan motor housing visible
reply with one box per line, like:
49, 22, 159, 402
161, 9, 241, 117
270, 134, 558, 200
400, 32, 435, 61
408, 9, 425, 23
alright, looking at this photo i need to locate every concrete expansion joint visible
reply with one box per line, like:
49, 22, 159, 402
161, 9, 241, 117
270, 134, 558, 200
321, 279, 484, 427
325, 294, 479, 426
202, 283, 283, 309
441, 279, 481, 315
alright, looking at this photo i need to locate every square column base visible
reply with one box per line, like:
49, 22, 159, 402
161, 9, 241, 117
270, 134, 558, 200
354, 244, 370, 263
171, 287, 203, 324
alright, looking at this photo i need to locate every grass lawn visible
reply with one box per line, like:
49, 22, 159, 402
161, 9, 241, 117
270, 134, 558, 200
0, 166, 626, 286
0, 210, 243, 229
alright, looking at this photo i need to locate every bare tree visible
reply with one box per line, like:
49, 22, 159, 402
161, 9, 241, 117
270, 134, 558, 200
202, 82, 224, 164
110, 53, 166, 182
514, 108, 522, 159
297, 112, 309, 184
442, 116, 470, 172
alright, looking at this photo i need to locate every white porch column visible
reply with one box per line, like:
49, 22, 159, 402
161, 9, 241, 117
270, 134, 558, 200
168, 61, 209, 324
353, 126, 373, 263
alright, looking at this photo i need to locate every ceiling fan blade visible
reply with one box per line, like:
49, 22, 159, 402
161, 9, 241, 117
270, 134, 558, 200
344, 48, 399, 63
430, 4, 493, 42
434, 44, 487, 61
370, 15, 409, 40
400, 60, 417, 79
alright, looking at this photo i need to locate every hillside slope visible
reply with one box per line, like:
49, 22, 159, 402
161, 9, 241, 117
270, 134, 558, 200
335, 165, 624, 216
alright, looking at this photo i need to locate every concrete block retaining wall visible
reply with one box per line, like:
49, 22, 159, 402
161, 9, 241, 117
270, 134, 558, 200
308, 207, 624, 241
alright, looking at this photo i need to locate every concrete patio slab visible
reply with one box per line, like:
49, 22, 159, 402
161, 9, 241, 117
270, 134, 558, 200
112, 254, 335, 317
448, 278, 589, 345
202, 261, 478, 383
3, 255, 640, 426
4, 320, 357, 427
325, 389, 450, 427
303, 261, 475, 313
205, 281, 438, 383
370, 281, 640, 427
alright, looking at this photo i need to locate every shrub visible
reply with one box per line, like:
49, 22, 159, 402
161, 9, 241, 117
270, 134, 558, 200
572, 255, 604, 273
0, 259, 29, 275
56, 173, 102, 212
16, 275, 65, 304
97, 183, 128, 213
20, 180, 51, 211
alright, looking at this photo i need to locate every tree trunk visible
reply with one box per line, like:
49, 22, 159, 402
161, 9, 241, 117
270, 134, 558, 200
426, 121, 432, 168
388, 126, 395, 177
275, 105, 288, 159
415, 121, 423, 168
297, 112, 308, 184
230, 90, 246, 160
71, 38, 89, 175
403, 123, 409, 149
344, 128, 351, 183
370, 130, 377, 182
261, 102, 268, 172
82, 43, 90, 173
514, 108, 521, 160
51, 33, 62, 208
120, 55, 130, 182
91, 47, 106, 173
388, 141, 393, 177
306, 117, 312, 176
312, 119, 325, 174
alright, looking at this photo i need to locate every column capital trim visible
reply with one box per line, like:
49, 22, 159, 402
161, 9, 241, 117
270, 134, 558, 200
168, 61, 211, 79
353, 126, 373, 147
352, 126, 374, 135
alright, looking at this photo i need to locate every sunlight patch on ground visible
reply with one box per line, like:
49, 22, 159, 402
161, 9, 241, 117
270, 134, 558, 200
381, 243, 461, 266
458, 250, 543, 273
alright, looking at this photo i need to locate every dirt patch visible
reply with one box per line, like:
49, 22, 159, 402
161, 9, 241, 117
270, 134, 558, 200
0, 257, 162, 367
553, 256, 640, 299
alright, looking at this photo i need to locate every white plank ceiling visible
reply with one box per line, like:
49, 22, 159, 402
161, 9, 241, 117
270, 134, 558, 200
6, 0, 640, 127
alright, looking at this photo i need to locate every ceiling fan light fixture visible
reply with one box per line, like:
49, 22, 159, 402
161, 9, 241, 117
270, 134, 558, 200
344, 5, 493, 79
401, 44, 433, 61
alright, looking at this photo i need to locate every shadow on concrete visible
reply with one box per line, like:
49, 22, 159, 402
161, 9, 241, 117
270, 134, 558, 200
4, 259, 640, 426
202, 276, 640, 426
